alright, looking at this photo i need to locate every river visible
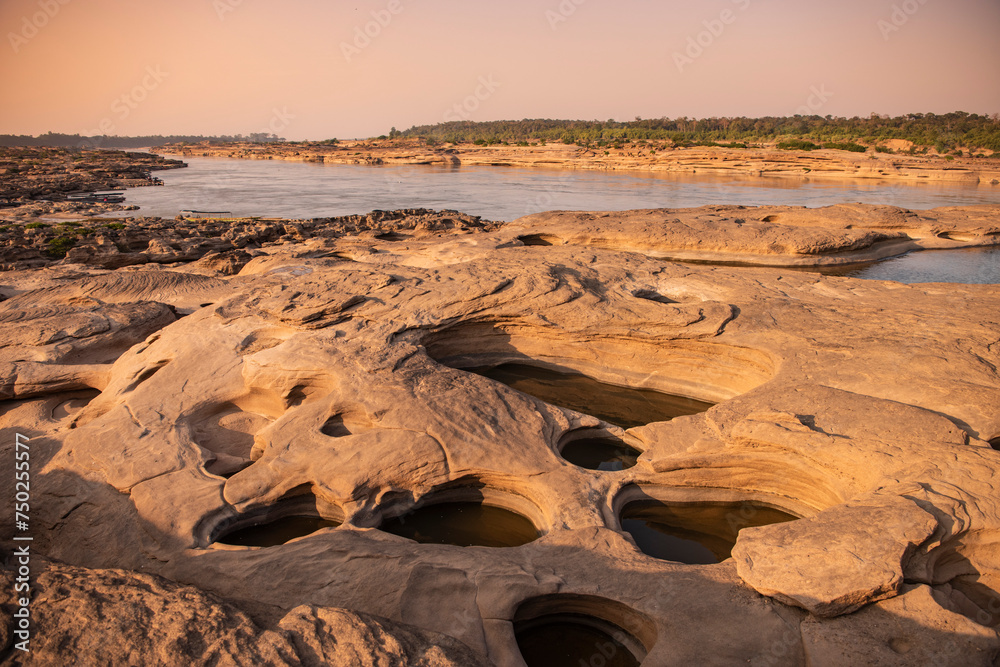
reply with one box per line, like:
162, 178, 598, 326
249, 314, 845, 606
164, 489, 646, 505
119, 156, 999, 284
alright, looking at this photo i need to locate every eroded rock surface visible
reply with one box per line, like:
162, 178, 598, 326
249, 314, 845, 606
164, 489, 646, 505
0, 207, 998, 665
0, 209, 492, 270
0, 560, 484, 666
505, 203, 1000, 266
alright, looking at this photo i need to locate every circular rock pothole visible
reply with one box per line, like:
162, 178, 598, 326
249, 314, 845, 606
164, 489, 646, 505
463, 362, 713, 429
212, 493, 343, 548
421, 321, 776, 429
378, 485, 542, 548
513, 594, 655, 667
616, 488, 798, 564
559, 428, 640, 471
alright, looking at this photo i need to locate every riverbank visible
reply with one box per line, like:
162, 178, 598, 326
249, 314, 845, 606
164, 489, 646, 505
159, 139, 1000, 186
1, 203, 996, 273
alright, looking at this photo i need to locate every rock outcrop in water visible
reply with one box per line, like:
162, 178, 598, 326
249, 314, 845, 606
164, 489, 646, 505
506, 203, 1000, 267
0, 147, 185, 219
0, 209, 493, 270
2, 203, 996, 272
1, 206, 999, 665
161, 138, 1000, 185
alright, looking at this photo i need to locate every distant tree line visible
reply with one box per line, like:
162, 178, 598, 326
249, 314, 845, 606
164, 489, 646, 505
0, 132, 286, 149
398, 112, 1000, 154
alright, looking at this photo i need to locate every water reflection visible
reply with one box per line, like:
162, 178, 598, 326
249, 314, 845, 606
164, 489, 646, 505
469, 363, 713, 429
620, 500, 797, 564
216, 515, 340, 548
380, 501, 539, 547
561, 436, 641, 471
119, 156, 1000, 222
807, 247, 1000, 284
516, 617, 641, 667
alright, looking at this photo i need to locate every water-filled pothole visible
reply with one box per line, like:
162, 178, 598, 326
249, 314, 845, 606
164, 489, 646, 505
422, 322, 775, 418
559, 429, 640, 471
217, 516, 340, 548
212, 493, 342, 548
380, 501, 538, 548
619, 499, 798, 564
469, 363, 713, 429
517, 617, 640, 667
514, 595, 654, 667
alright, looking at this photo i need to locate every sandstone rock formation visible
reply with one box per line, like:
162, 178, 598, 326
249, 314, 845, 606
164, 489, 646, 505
504, 203, 1000, 267
1, 206, 998, 665
0, 147, 184, 205
0, 209, 492, 270
0, 560, 485, 666
161, 138, 1000, 185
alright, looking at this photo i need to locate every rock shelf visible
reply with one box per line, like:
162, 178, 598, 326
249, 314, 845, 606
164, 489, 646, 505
160, 139, 1000, 186
1, 205, 999, 665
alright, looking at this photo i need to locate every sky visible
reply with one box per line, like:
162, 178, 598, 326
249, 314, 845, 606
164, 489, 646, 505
1, 0, 998, 140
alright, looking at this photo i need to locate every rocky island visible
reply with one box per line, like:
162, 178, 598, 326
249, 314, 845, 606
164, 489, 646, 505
0, 147, 185, 220
162, 138, 1000, 186
1, 197, 999, 665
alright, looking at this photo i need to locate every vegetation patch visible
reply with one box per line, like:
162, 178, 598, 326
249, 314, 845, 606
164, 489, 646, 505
822, 142, 867, 152
777, 140, 821, 151
394, 112, 1000, 153
46, 235, 77, 258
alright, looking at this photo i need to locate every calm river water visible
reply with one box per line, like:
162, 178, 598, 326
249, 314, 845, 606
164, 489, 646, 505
121, 156, 999, 283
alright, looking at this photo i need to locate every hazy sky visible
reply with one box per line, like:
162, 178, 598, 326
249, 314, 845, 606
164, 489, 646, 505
2, 0, 998, 140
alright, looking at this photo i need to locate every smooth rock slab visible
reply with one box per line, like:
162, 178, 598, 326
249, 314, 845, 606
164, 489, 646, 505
799, 585, 1000, 666
732, 495, 939, 617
